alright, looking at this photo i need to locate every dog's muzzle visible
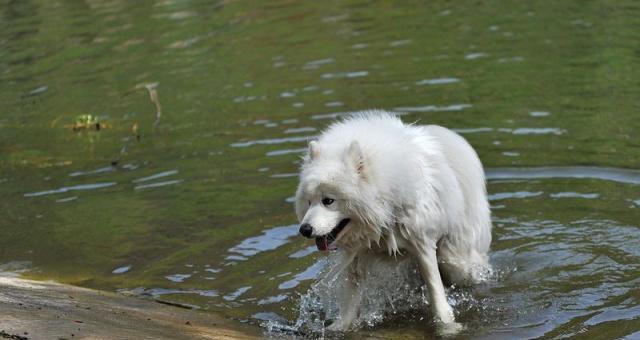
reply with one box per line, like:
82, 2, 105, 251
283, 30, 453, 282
314, 218, 350, 251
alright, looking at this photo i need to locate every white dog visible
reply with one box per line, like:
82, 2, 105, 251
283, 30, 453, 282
295, 110, 492, 331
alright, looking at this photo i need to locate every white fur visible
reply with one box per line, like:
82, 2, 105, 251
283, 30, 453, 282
295, 110, 492, 331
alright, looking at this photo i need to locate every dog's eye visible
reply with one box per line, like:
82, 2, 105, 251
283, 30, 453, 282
322, 197, 335, 206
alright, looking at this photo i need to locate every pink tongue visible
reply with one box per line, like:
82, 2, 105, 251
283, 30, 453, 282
315, 237, 328, 251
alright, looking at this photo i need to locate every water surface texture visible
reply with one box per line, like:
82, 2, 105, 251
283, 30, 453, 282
1, 1, 639, 338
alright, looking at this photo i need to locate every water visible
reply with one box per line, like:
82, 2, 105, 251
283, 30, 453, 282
1, 0, 640, 338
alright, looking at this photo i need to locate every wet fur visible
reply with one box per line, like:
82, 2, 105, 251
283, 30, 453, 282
295, 111, 492, 331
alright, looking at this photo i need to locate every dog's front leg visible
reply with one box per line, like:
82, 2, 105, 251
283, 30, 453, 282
327, 261, 362, 331
412, 242, 456, 324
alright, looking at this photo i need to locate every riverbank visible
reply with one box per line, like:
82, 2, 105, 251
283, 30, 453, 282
0, 276, 260, 340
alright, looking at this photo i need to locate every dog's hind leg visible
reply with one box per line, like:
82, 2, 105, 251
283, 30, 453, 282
412, 242, 465, 335
437, 244, 474, 287
437, 237, 491, 286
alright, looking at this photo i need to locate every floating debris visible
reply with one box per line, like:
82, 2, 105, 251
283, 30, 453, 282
68, 114, 109, 132
139, 82, 162, 129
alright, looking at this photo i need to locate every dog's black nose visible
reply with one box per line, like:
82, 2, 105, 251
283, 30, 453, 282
299, 223, 313, 238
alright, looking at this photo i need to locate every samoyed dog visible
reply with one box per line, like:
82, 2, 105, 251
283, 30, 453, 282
295, 110, 492, 332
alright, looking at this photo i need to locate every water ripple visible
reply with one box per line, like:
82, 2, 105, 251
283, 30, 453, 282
394, 103, 472, 113
310, 111, 349, 120
266, 148, 307, 157
132, 170, 178, 183
550, 192, 600, 199
112, 266, 131, 274
278, 260, 325, 290
165, 273, 191, 282
231, 135, 316, 147
228, 224, 299, 258
486, 167, 640, 185
69, 166, 115, 177
120, 287, 218, 298
488, 191, 543, 201
321, 71, 368, 79
134, 179, 183, 190
284, 127, 316, 134
453, 127, 565, 135
24, 182, 117, 197
223, 286, 252, 301
415, 77, 460, 85
465, 52, 489, 60
303, 58, 334, 70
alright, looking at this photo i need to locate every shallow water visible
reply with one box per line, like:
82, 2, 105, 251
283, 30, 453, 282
2, 0, 640, 338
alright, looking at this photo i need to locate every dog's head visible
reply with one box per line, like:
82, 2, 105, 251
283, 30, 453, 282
295, 139, 384, 252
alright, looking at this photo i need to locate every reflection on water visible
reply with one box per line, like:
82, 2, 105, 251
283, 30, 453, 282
69, 166, 115, 177
230, 135, 316, 148
165, 274, 192, 283
394, 103, 473, 113
283, 127, 315, 134
488, 191, 543, 201
55, 196, 78, 203
415, 77, 460, 85
24, 182, 117, 197
1, 0, 640, 338
487, 167, 640, 185
454, 127, 564, 135
132, 170, 178, 183
227, 224, 299, 259
550, 192, 599, 199
223, 286, 252, 301
111, 266, 131, 274
320, 71, 369, 79
465, 52, 489, 60
134, 179, 183, 190
266, 148, 307, 157
278, 261, 325, 291
529, 111, 551, 117
120, 287, 219, 299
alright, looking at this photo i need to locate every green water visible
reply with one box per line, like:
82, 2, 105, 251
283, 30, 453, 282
1, 0, 639, 338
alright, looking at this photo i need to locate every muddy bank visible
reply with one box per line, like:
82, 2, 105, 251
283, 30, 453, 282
0, 276, 259, 340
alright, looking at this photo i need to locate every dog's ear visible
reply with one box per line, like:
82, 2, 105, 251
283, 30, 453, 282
308, 141, 320, 160
346, 140, 366, 176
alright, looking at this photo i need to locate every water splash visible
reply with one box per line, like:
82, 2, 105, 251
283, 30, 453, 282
264, 253, 504, 337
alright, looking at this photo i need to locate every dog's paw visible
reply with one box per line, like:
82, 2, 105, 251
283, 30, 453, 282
432, 303, 456, 324
326, 319, 350, 332
436, 321, 464, 336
